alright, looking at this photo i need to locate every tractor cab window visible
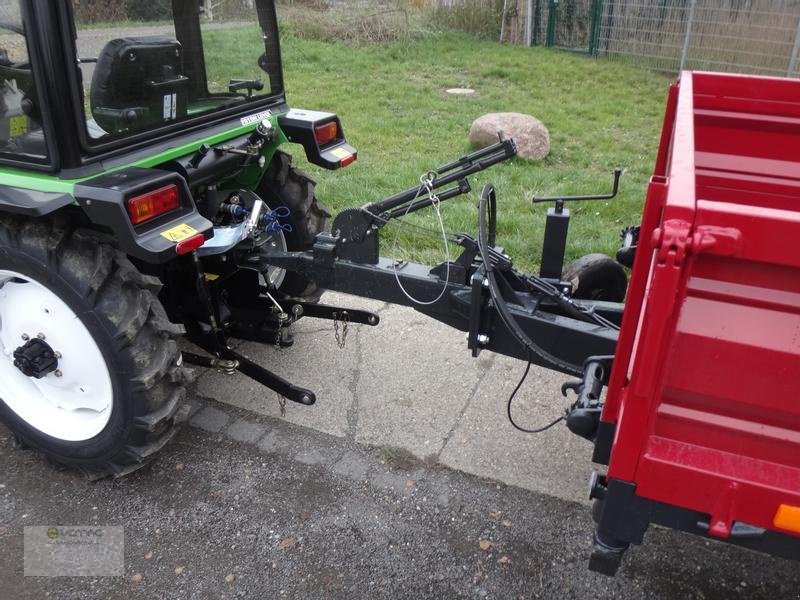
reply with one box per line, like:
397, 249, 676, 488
72, 0, 283, 144
0, 0, 48, 160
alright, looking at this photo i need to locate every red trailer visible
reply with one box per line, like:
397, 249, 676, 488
589, 71, 800, 574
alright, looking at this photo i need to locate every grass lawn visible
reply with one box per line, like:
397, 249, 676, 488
212, 27, 674, 271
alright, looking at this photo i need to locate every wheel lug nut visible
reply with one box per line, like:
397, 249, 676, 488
21, 333, 29, 341
37, 332, 45, 340
55, 351, 62, 359
54, 370, 62, 378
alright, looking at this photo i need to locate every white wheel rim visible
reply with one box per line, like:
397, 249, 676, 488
0, 270, 113, 442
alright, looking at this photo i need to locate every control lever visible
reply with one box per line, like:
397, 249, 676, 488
533, 168, 623, 280
229, 78, 265, 98
533, 168, 623, 210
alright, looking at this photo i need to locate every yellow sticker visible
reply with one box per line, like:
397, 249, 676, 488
330, 147, 351, 160
204, 273, 220, 282
9, 115, 27, 137
160, 224, 198, 243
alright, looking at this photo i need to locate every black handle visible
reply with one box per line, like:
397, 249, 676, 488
532, 168, 622, 204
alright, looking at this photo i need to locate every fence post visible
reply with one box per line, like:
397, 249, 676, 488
500, 0, 508, 43
546, 0, 558, 47
589, 0, 604, 56
526, 0, 534, 46
789, 16, 800, 77
679, 0, 696, 72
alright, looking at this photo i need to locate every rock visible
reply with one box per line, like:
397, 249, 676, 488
469, 112, 550, 160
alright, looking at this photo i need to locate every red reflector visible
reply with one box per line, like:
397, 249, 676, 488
175, 233, 206, 255
340, 154, 356, 168
127, 184, 180, 225
314, 121, 338, 146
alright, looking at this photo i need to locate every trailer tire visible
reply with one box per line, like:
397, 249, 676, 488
563, 253, 628, 303
0, 214, 189, 478
258, 150, 331, 300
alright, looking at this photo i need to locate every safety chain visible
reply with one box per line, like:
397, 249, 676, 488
333, 311, 350, 349
277, 394, 286, 418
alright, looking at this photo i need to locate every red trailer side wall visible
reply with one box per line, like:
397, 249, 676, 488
602, 71, 800, 541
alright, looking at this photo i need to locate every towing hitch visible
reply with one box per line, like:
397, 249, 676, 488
182, 137, 623, 425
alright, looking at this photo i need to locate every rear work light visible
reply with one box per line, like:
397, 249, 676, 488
314, 121, 338, 146
127, 184, 180, 225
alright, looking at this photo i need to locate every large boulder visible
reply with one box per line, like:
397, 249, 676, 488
469, 112, 550, 160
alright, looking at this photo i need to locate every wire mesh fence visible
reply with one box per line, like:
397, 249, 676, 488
439, 0, 800, 77
597, 0, 800, 77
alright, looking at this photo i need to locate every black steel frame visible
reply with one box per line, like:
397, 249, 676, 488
260, 139, 621, 377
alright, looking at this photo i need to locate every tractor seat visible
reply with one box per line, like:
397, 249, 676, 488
90, 36, 189, 134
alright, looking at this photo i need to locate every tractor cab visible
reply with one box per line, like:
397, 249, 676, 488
0, 0, 287, 172
76, 1, 283, 143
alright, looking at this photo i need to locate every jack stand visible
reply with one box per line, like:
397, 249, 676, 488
533, 168, 623, 282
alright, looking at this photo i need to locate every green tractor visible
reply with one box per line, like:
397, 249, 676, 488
0, 0, 629, 480
0, 0, 359, 476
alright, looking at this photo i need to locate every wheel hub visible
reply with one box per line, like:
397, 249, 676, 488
13, 337, 58, 379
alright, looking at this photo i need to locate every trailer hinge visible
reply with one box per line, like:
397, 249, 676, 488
651, 220, 741, 267
651, 219, 692, 268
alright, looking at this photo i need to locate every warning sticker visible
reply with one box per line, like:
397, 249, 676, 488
330, 147, 351, 160
160, 224, 198, 243
9, 115, 27, 137
163, 93, 177, 121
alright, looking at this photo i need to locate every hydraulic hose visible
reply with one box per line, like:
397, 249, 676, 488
476, 186, 583, 377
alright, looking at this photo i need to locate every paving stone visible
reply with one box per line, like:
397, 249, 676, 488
332, 451, 371, 481
189, 406, 230, 433
225, 419, 266, 444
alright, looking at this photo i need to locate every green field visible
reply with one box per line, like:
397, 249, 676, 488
210, 27, 673, 271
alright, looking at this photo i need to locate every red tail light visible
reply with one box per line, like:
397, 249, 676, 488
127, 185, 180, 225
314, 121, 338, 146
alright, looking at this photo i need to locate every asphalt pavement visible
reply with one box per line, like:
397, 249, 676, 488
1, 291, 800, 599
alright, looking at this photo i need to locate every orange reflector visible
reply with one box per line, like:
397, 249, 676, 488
774, 504, 800, 534
127, 184, 180, 225
175, 233, 206, 255
340, 154, 356, 168
314, 121, 338, 146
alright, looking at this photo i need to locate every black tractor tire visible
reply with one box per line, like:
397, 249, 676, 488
257, 150, 331, 299
563, 253, 628, 303
0, 214, 190, 478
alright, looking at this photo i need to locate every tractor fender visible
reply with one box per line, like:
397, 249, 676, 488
0, 185, 74, 217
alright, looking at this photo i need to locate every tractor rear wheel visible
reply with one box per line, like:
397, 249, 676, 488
258, 150, 331, 300
0, 215, 189, 478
